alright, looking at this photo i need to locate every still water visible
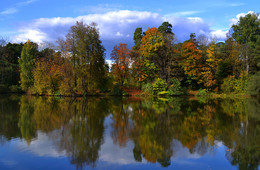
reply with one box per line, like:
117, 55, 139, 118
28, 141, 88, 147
0, 95, 259, 170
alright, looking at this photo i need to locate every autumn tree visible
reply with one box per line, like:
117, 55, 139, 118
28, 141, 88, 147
139, 27, 164, 82
110, 43, 131, 86
19, 40, 38, 91
34, 52, 63, 95
201, 44, 222, 89
180, 41, 203, 86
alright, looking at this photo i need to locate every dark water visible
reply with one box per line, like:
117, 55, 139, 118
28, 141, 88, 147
0, 95, 259, 170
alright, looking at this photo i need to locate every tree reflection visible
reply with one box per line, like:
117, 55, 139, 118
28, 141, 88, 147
0, 95, 258, 169
19, 96, 37, 144
110, 97, 259, 169
17, 96, 109, 169
0, 95, 21, 142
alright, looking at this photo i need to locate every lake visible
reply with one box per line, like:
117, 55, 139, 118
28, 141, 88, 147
0, 95, 259, 170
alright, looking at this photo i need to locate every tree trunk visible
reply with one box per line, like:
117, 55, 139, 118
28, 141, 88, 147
246, 55, 249, 74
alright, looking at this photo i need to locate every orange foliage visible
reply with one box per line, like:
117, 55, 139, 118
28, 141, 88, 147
181, 41, 203, 82
111, 43, 131, 85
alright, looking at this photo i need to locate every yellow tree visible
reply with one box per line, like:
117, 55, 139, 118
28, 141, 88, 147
202, 44, 222, 89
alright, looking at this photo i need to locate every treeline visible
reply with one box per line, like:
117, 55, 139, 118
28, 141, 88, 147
0, 12, 259, 96
110, 12, 260, 96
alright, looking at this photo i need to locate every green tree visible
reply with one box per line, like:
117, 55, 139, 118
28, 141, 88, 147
19, 40, 38, 91
133, 27, 143, 50
158, 22, 175, 83
62, 21, 106, 94
231, 12, 260, 73
0, 42, 23, 86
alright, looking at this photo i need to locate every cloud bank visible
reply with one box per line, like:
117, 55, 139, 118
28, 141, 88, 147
12, 10, 229, 58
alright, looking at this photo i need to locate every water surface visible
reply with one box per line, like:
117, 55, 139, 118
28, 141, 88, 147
0, 95, 259, 169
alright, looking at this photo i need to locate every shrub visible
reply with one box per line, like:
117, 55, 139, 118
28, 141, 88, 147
142, 82, 153, 94
168, 78, 187, 95
152, 78, 167, 95
247, 72, 260, 96
221, 76, 236, 93
221, 72, 248, 94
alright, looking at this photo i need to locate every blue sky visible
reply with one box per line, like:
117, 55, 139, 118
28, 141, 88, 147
0, 0, 259, 57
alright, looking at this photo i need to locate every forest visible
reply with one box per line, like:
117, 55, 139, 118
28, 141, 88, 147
0, 12, 259, 97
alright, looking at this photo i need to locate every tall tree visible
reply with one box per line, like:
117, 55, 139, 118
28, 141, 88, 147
139, 27, 164, 82
158, 22, 175, 83
130, 27, 144, 85
19, 40, 38, 91
133, 27, 143, 50
61, 21, 106, 94
201, 44, 222, 89
180, 41, 203, 85
231, 12, 260, 73
110, 43, 131, 86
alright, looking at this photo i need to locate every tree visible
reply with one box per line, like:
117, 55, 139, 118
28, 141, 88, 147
133, 27, 143, 50
158, 22, 174, 37
19, 40, 38, 91
110, 43, 131, 86
201, 44, 222, 89
0, 42, 23, 85
61, 21, 106, 94
231, 12, 260, 73
130, 28, 144, 85
180, 41, 203, 85
139, 27, 164, 82
34, 52, 63, 95
158, 22, 176, 83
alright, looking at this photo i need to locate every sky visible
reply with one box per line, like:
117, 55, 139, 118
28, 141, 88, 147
0, 0, 259, 58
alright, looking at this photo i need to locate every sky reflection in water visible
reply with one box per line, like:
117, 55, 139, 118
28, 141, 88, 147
0, 95, 259, 170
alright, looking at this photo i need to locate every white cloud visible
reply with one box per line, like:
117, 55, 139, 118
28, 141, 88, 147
12, 10, 230, 57
0, 8, 18, 15
16, 131, 66, 158
100, 133, 138, 165
116, 32, 123, 37
12, 10, 163, 56
210, 29, 228, 40
13, 29, 47, 43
